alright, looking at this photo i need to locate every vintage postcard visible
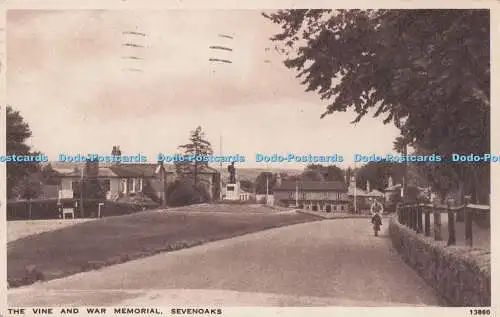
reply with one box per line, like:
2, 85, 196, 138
1, 1, 497, 316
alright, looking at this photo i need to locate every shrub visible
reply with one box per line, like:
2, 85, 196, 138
167, 179, 210, 207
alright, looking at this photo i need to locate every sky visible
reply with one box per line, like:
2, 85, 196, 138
7, 9, 401, 169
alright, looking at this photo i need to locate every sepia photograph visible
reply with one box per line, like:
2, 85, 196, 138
5, 8, 491, 310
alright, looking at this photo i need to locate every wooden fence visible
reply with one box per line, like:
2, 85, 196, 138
397, 196, 490, 247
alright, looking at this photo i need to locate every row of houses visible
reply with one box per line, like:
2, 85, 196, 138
51, 162, 220, 205
27, 161, 417, 215
273, 175, 388, 213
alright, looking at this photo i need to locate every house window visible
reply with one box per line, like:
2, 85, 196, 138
121, 179, 128, 194
99, 179, 111, 192
137, 178, 143, 192
72, 181, 81, 198
227, 186, 234, 191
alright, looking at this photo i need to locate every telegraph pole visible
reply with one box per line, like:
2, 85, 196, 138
80, 167, 84, 218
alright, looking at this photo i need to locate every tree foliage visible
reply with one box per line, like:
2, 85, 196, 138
14, 174, 43, 200
6, 106, 42, 198
166, 179, 210, 207
83, 159, 105, 200
239, 179, 254, 192
264, 9, 490, 203
356, 161, 404, 191
302, 164, 344, 181
254, 172, 277, 195
41, 163, 60, 185
176, 126, 214, 185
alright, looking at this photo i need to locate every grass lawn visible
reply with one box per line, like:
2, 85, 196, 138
168, 203, 290, 213
8, 207, 320, 288
8, 219, 95, 243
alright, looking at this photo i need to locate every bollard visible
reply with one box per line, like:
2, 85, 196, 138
98, 203, 104, 218
447, 199, 456, 246
464, 196, 472, 247
424, 205, 431, 236
433, 201, 442, 241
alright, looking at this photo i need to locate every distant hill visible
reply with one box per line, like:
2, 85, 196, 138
220, 167, 302, 182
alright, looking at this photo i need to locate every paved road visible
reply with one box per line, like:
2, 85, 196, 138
8, 218, 444, 306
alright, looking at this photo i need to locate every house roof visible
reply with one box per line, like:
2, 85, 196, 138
347, 187, 368, 196
53, 163, 218, 178
274, 180, 347, 192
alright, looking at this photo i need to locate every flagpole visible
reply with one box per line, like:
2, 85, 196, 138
354, 161, 357, 214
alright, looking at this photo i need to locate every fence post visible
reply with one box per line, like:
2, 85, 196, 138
413, 204, 418, 231
398, 204, 402, 223
410, 204, 415, 230
28, 199, 32, 220
400, 204, 405, 225
424, 204, 431, 236
464, 195, 473, 247
447, 199, 456, 246
407, 205, 412, 229
417, 203, 423, 233
402, 204, 408, 226
433, 201, 442, 241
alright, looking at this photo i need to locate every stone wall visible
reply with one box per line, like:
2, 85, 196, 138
389, 216, 490, 306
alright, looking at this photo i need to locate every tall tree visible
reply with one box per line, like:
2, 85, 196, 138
356, 161, 404, 191
177, 126, 214, 185
84, 159, 104, 200
6, 106, 42, 198
264, 9, 489, 203
111, 145, 121, 156
255, 172, 278, 195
